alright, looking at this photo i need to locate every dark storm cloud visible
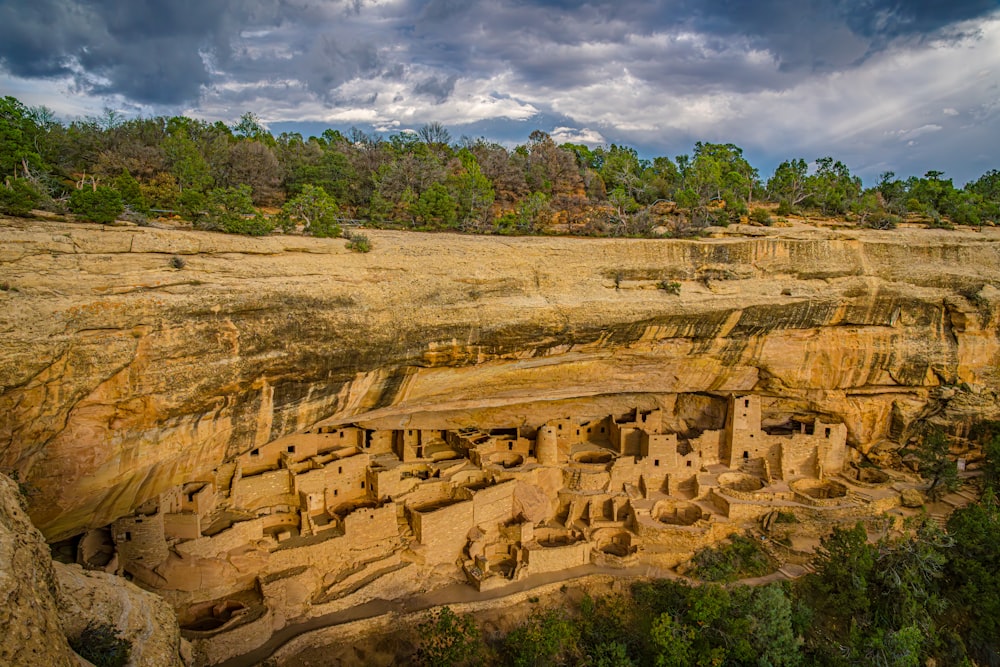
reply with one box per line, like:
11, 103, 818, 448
0, 0, 382, 105
2, 0, 996, 107
0, 0, 282, 104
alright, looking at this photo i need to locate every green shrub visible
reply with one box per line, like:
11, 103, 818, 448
750, 207, 772, 225
691, 533, 774, 582
0, 178, 41, 216
69, 186, 124, 224
776, 200, 793, 216
861, 210, 900, 230
195, 186, 274, 236
282, 184, 341, 237
112, 169, 147, 213
658, 280, 681, 295
69, 622, 130, 667
416, 606, 480, 667
345, 232, 371, 253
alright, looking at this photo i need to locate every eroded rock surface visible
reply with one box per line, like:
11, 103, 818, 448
55, 563, 188, 667
0, 473, 76, 666
0, 219, 998, 541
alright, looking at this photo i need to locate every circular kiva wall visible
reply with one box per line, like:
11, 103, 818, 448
718, 472, 765, 493
791, 479, 848, 505
572, 450, 614, 465
595, 530, 635, 556
652, 499, 702, 526
489, 451, 524, 468
534, 527, 580, 547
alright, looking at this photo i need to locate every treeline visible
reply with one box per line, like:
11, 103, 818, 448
2, 95, 999, 236
417, 426, 1000, 667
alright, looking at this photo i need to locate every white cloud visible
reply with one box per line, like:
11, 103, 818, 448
550, 126, 606, 145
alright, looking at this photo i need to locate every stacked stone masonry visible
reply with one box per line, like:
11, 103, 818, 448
97, 394, 903, 665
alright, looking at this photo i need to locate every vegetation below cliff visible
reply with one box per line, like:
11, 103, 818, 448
294, 477, 1000, 667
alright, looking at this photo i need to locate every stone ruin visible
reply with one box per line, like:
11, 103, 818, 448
72, 394, 904, 663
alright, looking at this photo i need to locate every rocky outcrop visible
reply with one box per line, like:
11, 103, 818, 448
0, 471, 187, 666
55, 563, 189, 667
0, 219, 998, 540
0, 473, 77, 666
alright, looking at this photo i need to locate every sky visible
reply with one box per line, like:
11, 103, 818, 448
2, 0, 999, 185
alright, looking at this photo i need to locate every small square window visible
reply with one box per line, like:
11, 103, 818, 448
287, 445, 295, 453
686, 461, 692, 467
250, 448, 259, 457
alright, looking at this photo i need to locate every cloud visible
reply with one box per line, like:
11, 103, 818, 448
1, 0, 998, 184
550, 127, 606, 145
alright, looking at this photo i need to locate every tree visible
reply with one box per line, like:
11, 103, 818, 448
0, 96, 46, 176
913, 427, 959, 501
197, 185, 273, 236
649, 613, 693, 667
231, 111, 270, 142
281, 184, 341, 237
448, 149, 495, 229
945, 489, 1000, 665
418, 121, 452, 148
767, 159, 811, 209
503, 608, 580, 667
416, 606, 479, 667
808, 157, 862, 215
69, 186, 124, 224
219, 140, 283, 206
112, 169, 147, 213
411, 182, 458, 228
0, 178, 41, 216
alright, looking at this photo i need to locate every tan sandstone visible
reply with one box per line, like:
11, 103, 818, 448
0, 219, 998, 541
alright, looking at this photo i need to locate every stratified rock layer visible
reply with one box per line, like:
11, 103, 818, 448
0, 219, 998, 540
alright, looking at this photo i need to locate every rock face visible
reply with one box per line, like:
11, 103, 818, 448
0, 219, 999, 540
55, 563, 188, 667
0, 473, 77, 666
0, 472, 188, 667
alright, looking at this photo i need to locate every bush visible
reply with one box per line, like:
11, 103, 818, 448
416, 606, 480, 667
776, 200, 793, 216
750, 207, 772, 226
69, 622, 130, 667
345, 232, 371, 253
195, 186, 274, 236
0, 178, 41, 216
691, 533, 774, 581
861, 210, 900, 230
282, 184, 341, 237
69, 186, 124, 224
169, 256, 186, 269
112, 169, 147, 213
658, 280, 681, 295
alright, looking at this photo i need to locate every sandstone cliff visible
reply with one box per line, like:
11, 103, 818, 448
0, 472, 77, 666
0, 218, 997, 540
